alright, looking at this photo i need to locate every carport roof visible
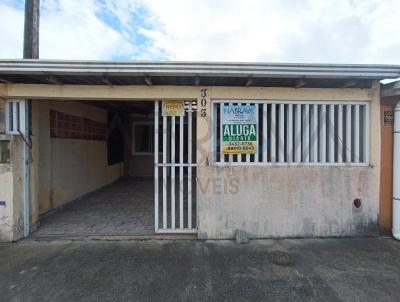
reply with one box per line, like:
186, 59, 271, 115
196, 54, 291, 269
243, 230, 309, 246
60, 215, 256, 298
381, 80, 400, 98
0, 59, 399, 88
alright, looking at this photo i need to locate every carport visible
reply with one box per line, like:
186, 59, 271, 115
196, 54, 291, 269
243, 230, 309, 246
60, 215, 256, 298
29, 99, 160, 238
26, 97, 197, 238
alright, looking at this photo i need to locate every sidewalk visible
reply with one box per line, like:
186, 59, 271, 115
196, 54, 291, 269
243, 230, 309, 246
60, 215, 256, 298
1, 238, 400, 301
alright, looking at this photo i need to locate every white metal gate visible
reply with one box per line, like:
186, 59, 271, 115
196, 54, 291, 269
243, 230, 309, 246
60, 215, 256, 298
154, 101, 197, 233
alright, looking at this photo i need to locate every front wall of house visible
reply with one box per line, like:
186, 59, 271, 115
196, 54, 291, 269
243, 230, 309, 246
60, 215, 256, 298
0, 83, 381, 240
197, 84, 381, 238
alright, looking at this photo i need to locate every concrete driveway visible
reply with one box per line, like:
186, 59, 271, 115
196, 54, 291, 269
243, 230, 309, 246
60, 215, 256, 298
1, 238, 400, 302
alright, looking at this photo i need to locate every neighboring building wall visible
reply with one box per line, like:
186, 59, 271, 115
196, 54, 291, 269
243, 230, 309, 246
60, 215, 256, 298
379, 96, 399, 234
0, 164, 13, 241
0, 100, 24, 241
197, 83, 381, 239
0, 99, 13, 241
31, 100, 123, 221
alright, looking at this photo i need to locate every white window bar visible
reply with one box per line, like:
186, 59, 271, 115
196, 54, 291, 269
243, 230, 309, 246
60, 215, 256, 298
294, 104, 301, 162
329, 104, 335, 163
262, 103, 268, 162
154, 102, 159, 232
220, 103, 225, 163
303, 104, 310, 162
238, 103, 243, 163
346, 105, 352, 162
270, 104, 276, 162
13, 102, 19, 132
188, 102, 193, 229
279, 104, 285, 163
5, 102, 11, 132
320, 104, 327, 163
364, 103, 370, 164
245, 102, 251, 163
6, 100, 26, 134
287, 104, 293, 163
254, 103, 259, 163
355, 105, 360, 163
311, 104, 318, 163
228, 102, 234, 163
337, 105, 343, 163
162, 114, 167, 229
171, 116, 176, 229
179, 114, 184, 229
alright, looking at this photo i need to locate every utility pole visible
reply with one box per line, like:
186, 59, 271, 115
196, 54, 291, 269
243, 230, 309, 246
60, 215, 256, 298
23, 0, 40, 59
22, 0, 40, 238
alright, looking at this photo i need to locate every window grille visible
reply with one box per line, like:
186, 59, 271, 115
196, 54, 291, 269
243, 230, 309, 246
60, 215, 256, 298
211, 101, 369, 166
5, 100, 26, 135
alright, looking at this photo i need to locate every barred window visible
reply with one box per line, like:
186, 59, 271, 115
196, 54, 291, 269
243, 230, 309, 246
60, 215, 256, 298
211, 101, 369, 165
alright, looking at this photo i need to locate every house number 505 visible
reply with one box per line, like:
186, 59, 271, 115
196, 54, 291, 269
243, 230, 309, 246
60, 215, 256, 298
200, 88, 207, 117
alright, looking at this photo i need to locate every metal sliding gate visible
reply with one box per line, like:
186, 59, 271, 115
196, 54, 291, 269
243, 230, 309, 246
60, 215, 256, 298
154, 101, 197, 233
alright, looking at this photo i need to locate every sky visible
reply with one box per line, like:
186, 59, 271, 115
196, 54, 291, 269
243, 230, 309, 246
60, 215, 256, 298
0, 0, 399, 64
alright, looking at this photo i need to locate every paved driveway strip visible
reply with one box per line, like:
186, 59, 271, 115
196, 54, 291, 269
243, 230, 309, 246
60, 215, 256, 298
1, 238, 400, 302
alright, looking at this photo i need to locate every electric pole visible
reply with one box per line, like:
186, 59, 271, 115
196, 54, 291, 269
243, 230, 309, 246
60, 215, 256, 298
23, 0, 40, 59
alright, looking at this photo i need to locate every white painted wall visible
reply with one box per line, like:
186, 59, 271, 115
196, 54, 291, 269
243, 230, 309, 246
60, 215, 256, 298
197, 165, 379, 238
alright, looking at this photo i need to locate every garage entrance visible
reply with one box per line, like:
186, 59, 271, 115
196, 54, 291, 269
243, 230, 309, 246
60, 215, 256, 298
30, 99, 196, 238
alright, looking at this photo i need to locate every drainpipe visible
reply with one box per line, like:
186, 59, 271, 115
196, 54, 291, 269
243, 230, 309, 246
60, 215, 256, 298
22, 102, 30, 237
393, 101, 400, 240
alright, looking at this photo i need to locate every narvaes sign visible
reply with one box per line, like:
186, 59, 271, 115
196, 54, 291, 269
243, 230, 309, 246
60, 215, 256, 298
222, 104, 258, 154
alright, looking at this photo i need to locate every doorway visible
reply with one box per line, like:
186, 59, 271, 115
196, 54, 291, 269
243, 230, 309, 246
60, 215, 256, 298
154, 100, 197, 233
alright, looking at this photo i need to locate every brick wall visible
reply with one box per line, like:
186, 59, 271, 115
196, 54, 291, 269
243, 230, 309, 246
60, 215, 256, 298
49, 110, 107, 141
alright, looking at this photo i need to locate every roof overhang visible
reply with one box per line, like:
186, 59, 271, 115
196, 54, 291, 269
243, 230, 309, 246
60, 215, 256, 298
381, 80, 400, 98
0, 59, 399, 88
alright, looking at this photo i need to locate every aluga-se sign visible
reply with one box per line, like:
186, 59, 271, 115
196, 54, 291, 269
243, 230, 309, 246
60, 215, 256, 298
222, 104, 258, 154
